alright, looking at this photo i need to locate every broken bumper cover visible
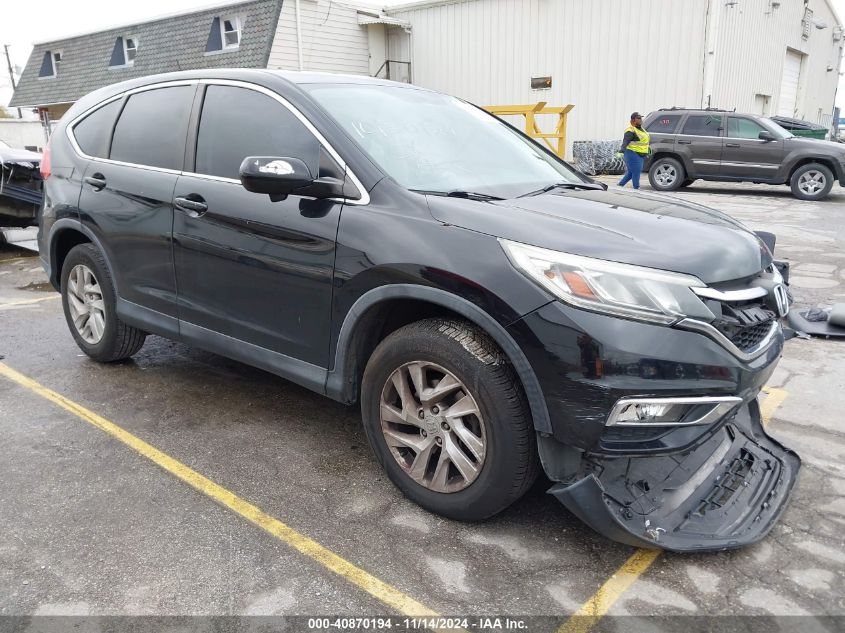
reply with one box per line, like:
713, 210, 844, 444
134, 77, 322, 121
549, 400, 799, 552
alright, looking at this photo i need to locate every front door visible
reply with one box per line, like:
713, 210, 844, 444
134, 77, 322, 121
720, 116, 784, 180
676, 113, 724, 177
172, 83, 344, 368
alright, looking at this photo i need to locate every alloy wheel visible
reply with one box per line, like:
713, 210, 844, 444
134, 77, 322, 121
654, 163, 677, 187
798, 170, 826, 196
379, 361, 487, 493
67, 264, 106, 344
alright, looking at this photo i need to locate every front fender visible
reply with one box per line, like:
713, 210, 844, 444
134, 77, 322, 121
326, 283, 554, 434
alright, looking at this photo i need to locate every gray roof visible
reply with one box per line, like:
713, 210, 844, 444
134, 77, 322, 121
10, 0, 283, 107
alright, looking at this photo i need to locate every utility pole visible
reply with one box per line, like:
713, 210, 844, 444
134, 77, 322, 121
3, 44, 22, 119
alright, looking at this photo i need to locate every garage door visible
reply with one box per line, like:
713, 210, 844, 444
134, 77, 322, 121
777, 50, 802, 117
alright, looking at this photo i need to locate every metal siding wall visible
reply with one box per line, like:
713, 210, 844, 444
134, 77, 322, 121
710, 0, 841, 122
267, 0, 370, 73
391, 0, 710, 156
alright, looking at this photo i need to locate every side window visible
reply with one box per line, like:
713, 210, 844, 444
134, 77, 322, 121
727, 117, 767, 139
681, 115, 723, 137
646, 114, 682, 134
195, 85, 320, 180
110, 86, 194, 170
72, 99, 122, 158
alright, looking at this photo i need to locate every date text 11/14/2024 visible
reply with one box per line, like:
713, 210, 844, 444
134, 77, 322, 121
307, 617, 529, 630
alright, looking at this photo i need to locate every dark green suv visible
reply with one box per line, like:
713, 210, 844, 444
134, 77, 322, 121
644, 108, 845, 200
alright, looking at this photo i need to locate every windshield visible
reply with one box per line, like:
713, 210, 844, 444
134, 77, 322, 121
762, 118, 795, 139
306, 84, 584, 197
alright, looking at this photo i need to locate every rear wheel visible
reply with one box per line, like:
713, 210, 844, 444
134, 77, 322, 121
790, 163, 833, 200
61, 243, 146, 362
648, 157, 686, 191
361, 319, 538, 521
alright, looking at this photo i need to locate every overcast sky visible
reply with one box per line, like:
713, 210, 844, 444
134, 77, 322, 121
2, 0, 844, 113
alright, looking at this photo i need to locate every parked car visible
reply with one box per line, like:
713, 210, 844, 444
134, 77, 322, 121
39, 70, 799, 552
644, 108, 845, 200
0, 139, 42, 227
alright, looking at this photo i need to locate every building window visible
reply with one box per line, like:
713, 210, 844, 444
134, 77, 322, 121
221, 16, 241, 49
110, 36, 137, 68
206, 15, 242, 53
38, 50, 58, 78
124, 37, 138, 64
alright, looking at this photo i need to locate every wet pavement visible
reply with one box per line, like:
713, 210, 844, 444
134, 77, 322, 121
1, 180, 844, 626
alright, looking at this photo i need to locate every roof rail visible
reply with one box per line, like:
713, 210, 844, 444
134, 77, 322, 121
657, 106, 734, 112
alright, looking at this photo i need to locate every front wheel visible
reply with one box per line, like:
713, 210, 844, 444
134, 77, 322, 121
790, 163, 834, 200
361, 319, 538, 521
648, 157, 686, 191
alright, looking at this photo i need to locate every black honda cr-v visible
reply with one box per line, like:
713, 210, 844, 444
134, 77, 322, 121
39, 69, 799, 552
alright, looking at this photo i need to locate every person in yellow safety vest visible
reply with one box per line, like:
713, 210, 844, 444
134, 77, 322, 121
616, 112, 651, 189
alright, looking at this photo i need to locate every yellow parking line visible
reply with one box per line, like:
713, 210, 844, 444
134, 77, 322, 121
557, 548, 660, 633
0, 362, 440, 618
761, 387, 788, 426
557, 387, 790, 633
0, 257, 35, 266
0, 295, 60, 309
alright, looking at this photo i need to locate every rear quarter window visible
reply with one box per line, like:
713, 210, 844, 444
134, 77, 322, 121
645, 113, 683, 134
109, 86, 194, 170
72, 99, 122, 158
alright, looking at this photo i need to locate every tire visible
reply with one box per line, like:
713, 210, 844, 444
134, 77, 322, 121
790, 163, 834, 201
60, 243, 146, 362
648, 157, 686, 191
680, 178, 695, 188
361, 318, 539, 521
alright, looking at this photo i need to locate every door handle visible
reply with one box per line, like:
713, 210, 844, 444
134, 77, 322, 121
174, 195, 208, 217
677, 140, 692, 145
725, 143, 741, 148
84, 173, 107, 190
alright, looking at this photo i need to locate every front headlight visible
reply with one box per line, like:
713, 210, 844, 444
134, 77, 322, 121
500, 239, 715, 324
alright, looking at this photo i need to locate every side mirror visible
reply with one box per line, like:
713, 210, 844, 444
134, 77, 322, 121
239, 156, 347, 201
758, 130, 776, 142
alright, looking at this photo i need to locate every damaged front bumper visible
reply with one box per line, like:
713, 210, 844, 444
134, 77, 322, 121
548, 399, 799, 552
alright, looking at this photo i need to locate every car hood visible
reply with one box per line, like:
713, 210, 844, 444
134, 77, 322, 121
0, 146, 42, 166
426, 188, 771, 284
784, 137, 845, 156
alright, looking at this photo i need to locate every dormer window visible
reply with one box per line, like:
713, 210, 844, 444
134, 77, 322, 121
206, 15, 242, 53
109, 36, 137, 68
38, 50, 60, 78
124, 37, 137, 64
221, 16, 241, 49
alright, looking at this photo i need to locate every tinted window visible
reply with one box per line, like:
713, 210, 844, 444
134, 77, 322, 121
681, 115, 722, 137
727, 117, 767, 139
73, 99, 122, 158
195, 85, 319, 180
646, 114, 682, 134
110, 86, 194, 170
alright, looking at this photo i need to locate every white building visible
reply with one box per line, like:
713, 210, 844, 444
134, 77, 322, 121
377, 0, 844, 153
10, 0, 843, 157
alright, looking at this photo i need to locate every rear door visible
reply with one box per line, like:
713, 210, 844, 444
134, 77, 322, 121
172, 82, 345, 367
721, 116, 784, 180
77, 83, 195, 323
676, 113, 724, 177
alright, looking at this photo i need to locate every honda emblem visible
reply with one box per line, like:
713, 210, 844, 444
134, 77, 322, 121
773, 284, 789, 317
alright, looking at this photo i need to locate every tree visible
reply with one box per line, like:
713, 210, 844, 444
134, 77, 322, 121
0, 106, 12, 118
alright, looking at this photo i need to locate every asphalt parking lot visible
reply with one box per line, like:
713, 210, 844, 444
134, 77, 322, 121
1, 180, 844, 630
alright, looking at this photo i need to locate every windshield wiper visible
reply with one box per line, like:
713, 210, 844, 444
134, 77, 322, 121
518, 181, 606, 198
413, 189, 505, 201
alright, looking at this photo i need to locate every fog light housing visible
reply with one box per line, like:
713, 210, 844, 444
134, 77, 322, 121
607, 396, 743, 427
